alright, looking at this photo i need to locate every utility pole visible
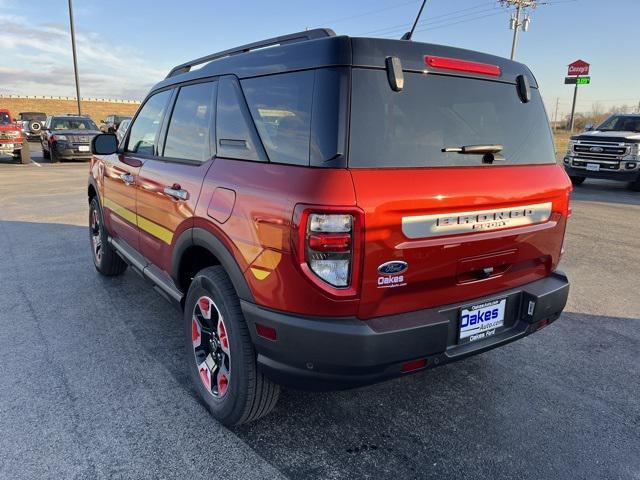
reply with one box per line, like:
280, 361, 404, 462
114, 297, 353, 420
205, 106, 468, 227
68, 0, 82, 115
510, 2, 522, 60
553, 97, 559, 133
500, 0, 536, 60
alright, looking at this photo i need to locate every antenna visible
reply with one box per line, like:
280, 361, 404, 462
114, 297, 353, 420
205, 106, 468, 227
401, 0, 428, 41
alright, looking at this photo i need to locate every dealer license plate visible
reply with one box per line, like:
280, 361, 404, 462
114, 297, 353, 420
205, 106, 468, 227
4, 143, 14, 148
78, 145, 90, 152
459, 298, 506, 344
586, 163, 600, 171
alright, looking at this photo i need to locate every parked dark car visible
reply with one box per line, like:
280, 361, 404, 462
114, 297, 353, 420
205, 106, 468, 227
17, 112, 47, 140
41, 115, 101, 162
100, 115, 131, 134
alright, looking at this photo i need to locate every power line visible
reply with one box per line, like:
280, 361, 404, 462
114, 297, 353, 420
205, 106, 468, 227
366, 6, 505, 38
357, 1, 496, 36
377, 9, 507, 38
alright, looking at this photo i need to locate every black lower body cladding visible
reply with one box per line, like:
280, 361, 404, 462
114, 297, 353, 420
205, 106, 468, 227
242, 272, 570, 390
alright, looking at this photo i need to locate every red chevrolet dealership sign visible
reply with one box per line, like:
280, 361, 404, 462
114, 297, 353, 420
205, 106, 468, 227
568, 60, 590, 76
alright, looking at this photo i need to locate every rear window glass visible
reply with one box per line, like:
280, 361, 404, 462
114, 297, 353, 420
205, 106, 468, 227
242, 71, 313, 166
349, 69, 555, 168
163, 82, 215, 162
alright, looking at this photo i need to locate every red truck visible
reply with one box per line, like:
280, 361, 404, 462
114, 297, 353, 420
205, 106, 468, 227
0, 109, 24, 160
88, 29, 571, 425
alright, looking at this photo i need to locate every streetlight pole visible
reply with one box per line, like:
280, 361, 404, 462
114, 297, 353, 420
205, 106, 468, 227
569, 77, 580, 132
68, 0, 82, 115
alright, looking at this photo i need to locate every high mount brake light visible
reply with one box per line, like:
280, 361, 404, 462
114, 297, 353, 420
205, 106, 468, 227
424, 55, 501, 77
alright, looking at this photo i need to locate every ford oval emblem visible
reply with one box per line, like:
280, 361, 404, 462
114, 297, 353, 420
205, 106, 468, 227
377, 261, 408, 275
589, 146, 604, 153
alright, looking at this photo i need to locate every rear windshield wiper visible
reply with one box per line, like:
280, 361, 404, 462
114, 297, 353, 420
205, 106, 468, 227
442, 144, 504, 163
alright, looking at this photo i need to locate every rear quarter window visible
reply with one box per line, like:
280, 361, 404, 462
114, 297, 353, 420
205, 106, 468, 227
242, 71, 314, 166
349, 69, 555, 168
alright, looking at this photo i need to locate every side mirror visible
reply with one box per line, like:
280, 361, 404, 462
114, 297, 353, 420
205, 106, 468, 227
585, 124, 594, 131
92, 133, 118, 155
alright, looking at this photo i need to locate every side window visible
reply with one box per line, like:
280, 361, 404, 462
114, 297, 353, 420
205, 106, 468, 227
241, 70, 314, 166
216, 76, 266, 162
126, 89, 172, 156
163, 82, 216, 162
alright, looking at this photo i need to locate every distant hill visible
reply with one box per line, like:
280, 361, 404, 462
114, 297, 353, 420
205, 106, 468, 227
0, 96, 140, 123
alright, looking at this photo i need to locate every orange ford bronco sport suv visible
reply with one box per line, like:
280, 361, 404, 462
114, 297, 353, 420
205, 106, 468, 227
89, 29, 571, 425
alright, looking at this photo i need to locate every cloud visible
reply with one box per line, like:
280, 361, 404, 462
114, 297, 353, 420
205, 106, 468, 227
0, 13, 168, 100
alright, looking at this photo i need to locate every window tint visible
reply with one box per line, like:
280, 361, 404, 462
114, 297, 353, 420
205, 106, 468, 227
242, 71, 314, 166
216, 76, 266, 162
349, 69, 555, 168
163, 82, 216, 162
126, 89, 172, 156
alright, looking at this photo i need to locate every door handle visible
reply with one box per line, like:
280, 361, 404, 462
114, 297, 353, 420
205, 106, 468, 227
120, 173, 134, 185
164, 185, 189, 201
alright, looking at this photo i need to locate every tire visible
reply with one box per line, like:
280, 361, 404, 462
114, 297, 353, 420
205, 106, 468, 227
184, 266, 280, 426
42, 147, 50, 159
50, 149, 59, 163
89, 197, 127, 276
570, 176, 585, 186
28, 120, 41, 134
629, 178, 640, 192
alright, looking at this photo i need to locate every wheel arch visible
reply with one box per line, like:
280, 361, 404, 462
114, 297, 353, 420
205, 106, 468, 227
88, 177, 99, 203
172, 228, 254, 303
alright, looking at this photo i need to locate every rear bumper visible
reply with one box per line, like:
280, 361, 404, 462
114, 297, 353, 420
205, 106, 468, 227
242, 271, 570, 390
564, 163, 640, 182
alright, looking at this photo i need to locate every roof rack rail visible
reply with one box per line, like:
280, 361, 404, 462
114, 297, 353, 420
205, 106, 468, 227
166, 28, 336, 79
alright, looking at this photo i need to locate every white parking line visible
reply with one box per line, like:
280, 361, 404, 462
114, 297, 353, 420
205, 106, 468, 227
31, 160, 42, 167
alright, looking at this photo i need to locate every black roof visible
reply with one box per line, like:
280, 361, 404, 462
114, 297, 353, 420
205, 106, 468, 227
151, 29, 538, 93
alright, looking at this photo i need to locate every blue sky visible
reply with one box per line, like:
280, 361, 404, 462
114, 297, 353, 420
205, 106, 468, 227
1, 0, 638, 118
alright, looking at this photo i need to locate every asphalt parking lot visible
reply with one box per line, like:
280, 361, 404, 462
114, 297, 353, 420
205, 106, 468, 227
1, 143, 638, 480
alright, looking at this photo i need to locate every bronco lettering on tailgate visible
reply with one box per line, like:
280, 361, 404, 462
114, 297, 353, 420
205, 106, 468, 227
401, 203, 552, 239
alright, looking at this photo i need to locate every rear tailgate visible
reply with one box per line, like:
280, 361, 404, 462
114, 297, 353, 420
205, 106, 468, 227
350, 165, 570, 319
347, 55, 571, 319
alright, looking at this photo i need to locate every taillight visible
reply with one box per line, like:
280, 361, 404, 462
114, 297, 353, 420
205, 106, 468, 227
306, 213, 353, 288
293, 206, 363, 297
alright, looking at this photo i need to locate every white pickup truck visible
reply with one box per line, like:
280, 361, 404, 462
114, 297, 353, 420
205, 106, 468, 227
563, 113, 640, 191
